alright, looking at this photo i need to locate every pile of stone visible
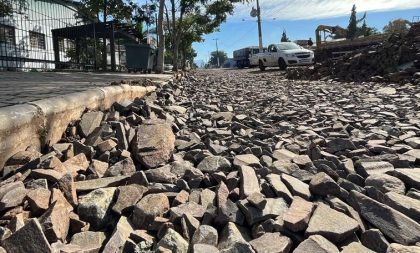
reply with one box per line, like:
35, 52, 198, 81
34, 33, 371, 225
0, 69, 419, 253
287, 23, 420, 84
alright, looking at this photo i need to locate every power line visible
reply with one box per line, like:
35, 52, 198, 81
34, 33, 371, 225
241, 17, 277, 22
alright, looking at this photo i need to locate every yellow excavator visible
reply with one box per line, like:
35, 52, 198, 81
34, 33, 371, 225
315, 25, 348, 47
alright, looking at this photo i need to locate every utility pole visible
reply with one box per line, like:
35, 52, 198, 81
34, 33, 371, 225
256, 0, 263, 53
213, 38, 220, 67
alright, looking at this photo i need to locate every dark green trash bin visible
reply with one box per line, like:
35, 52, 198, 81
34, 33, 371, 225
125, 44, 156, 74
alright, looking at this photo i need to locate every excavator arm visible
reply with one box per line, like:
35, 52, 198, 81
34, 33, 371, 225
315, 25, 348, 47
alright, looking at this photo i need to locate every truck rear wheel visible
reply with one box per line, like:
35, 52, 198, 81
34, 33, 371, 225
278, 58, 287, 70
259, 60, 266, 71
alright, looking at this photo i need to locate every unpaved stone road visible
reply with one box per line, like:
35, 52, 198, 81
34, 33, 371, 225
1, 68, 420, 252
183, 68, 420, 136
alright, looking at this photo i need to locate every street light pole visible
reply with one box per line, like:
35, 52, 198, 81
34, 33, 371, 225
214, 38, 220, 67
256, 0, 263, 53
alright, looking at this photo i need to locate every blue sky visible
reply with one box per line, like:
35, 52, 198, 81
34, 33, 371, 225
193, 0, 420, 66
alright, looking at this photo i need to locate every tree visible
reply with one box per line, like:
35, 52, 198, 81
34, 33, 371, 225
77, 0, 138, 23
358, 24, 380, 37
182, 46, 197, 69
281, 30, 290, 42
209, 51, 227, 67
0, 0, 26, 17
360, 20, 367, 36
165, 0, 242, 71
177, 17, 202, 69
76, 0, 155, 70
383, 19, 411, 34
0, 0, 14, 16
364, 27, 380, 36
347, 7, 373, 38
158, 0, 250, 71
347, 4, 357, 39
155, 0, 165, 73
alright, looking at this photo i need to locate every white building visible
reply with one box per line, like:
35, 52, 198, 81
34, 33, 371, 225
0, 0, 81, 70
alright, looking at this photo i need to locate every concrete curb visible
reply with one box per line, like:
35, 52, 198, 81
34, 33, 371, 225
0, 104, 44, 169
0, 82, 166, 168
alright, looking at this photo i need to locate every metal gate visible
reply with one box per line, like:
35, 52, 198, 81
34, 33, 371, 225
0, 0, 141, 71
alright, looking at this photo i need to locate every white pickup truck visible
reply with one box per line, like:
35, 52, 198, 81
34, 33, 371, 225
250, 42, 315, 71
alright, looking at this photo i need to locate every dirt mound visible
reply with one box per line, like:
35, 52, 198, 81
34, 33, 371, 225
287, 23, 420, 84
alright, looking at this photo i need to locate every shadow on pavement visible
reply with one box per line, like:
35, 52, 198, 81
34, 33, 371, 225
247, 69, 285, 74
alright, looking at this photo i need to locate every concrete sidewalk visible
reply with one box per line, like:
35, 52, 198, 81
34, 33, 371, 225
0, 71, 172, 107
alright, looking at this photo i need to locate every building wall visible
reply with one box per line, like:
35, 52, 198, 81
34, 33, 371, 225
0, 0, 81, 70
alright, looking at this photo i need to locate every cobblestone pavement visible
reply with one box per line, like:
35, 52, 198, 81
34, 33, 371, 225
0, 68, 420, 252
0, 71, 172, 107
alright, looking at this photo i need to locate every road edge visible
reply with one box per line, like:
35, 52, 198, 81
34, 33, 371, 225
0, 79, 171, 169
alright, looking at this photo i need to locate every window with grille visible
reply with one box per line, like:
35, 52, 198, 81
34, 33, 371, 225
59, 38, 75, 53
67, 40, 75, 52
0, 24, 16, 45
29, 31, 46, 49
58, 38, 65, 52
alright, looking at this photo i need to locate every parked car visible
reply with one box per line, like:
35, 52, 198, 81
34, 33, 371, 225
164, 64, 173, 71
233, 47, 266, 68
250, 42, 314, 71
